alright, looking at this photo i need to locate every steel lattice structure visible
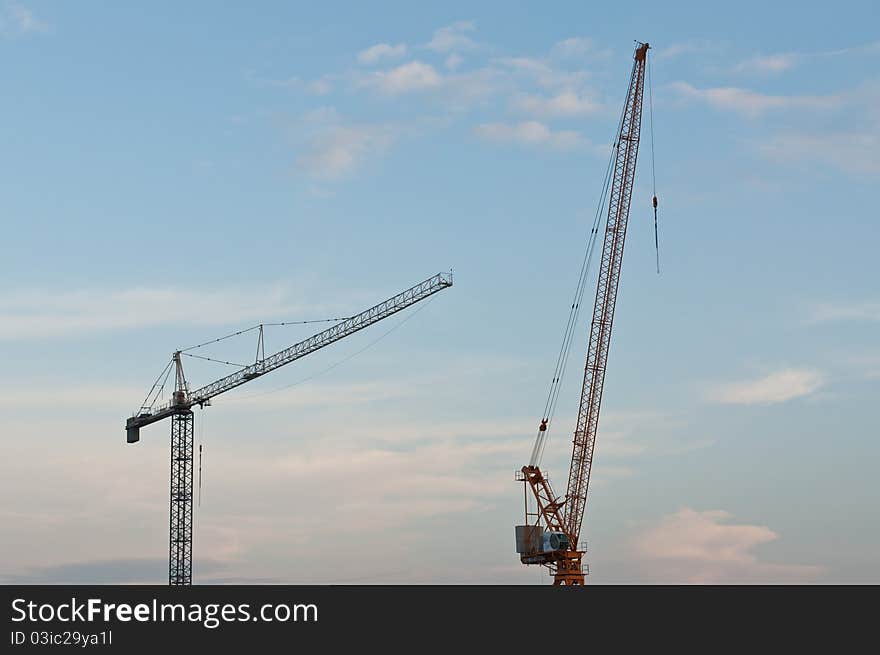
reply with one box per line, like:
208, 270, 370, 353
169, 411, 194, 585
564, 45, 647, 545
126, 272, 452, 585
518, 42, 649, 585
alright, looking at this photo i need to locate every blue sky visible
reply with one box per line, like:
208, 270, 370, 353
1, 1, 878, 583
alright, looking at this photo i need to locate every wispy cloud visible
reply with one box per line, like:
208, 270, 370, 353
444, 53, 463, 70
513, 90, 601, 117
841, 352, 880, 381
357, 42, 407, 65
291, 107, 397, 179
0, 285, 307, 341
671, 81, 841, 117
1, 2, 49, 36
262, 26, 626, 184
297, 122, 395, 178
474, 121, 586, 151
733, 41, 880, 75
734, 53, 800, 74
707, 368, 824, 405
493, 56, 591, 91
288, 24, 606, 169
0, 406, 525, 582
653, 39, 716, 60
307, 77, 333, 95
425, 21, 476, 53
2, 558, 177, 584
352, 59, 502, 111
247, 72, 334, 95
630, 508, 823, 583
551, 37, 596, 59
248, 73, 300, 89
358, 60, 442, 94
0, 384, 143, 409
760, 131, 879, 175
808, 301, 880, 323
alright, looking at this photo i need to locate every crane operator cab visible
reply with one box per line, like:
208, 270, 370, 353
516, 526, 571, 563
542, 531, 570, 552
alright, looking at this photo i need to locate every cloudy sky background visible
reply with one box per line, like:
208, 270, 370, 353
1, 1, 878, 583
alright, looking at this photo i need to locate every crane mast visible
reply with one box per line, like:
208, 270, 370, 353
516, 42, 649, 585
127, 272, 452, 585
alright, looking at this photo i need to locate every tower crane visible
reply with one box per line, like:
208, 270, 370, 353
515, 42, 652, 584
126, 272, 453, 585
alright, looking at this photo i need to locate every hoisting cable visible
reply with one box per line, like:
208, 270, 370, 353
181, 352, 248, 368
262, 318, 350, 327
179, 317, 349, 353
226, 296, 437, 401
198, 443, 203, 507
137, 358, 174, 415
180, 324, 262, 353
530, 141, 616, 467
197, 409, 206, 507
529, 81, 631, 468
648, 51, 660, 275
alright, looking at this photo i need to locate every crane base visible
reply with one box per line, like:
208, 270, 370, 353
552, 551, 585, 585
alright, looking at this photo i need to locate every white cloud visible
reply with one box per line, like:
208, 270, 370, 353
551, 37, 594, 59
808, 301, 880, 322
581, 409, 710, 458
0, 405, 525, 583
760, 131, 880, 175
247, 73, 333, 95
360, 60, 442, 94
440, 68, 504, 106
733, 42, 880, 74
494, 56, 591, 91
671, 81, 840, 117
707, 368, 824, 405
307, 77, 333, 95
653, 39, 715, 60
291, 108, 397, 179
1, 2, 48, 35
357, 42, 407, 65
474, 121, 586, 150
636, 509, 774, 562
425, 21, 476, 53
837, 352, 880, 381
226, 379, 418, 411
445, 53, 463, 70
514, 90, 600, 117
630, 508, 822, 583
356, 63, 501, 108
735, 53, 800, 74
0, 384, 143, 410
343, 39, 601, 135
0, 285, 305, 340
297, 123, 394, 178
251, 74, 300, 89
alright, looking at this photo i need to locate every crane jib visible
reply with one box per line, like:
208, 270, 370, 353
565, 44, 647, 546
126, 271, 453, 440
518, 42, 650, 585
126, 270, 452, 586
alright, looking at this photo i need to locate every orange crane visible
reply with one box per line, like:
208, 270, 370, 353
126, 272, 452, 585
515, 42, 652, 584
